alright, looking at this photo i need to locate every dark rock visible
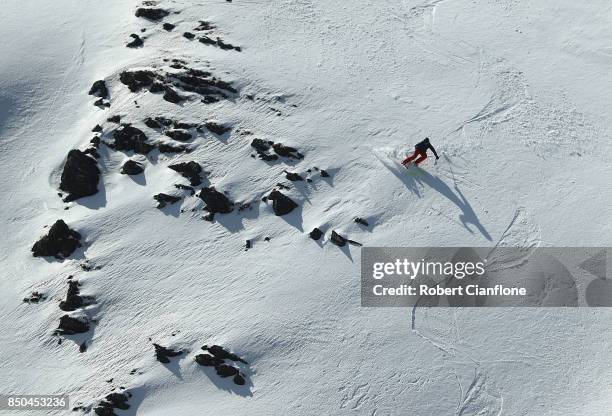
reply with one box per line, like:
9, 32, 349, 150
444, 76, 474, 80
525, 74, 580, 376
162, 22, 175, 31
135, 8, 169, 21
203, 345, 248, 364
195, 353, 223, 367
153, 343, 183, 363
59, 149, 100, 201
88, 80, 109, 99
233, 374, 246, 385
199, 187, 233, 214
245, 240, 251, 250
121, 160, 144, 175
92, 124, 103, 132
23, 291, 46, 303
165, 129, 192, 141
169, 161, 202, 186
79, 341, 87, 353
273, 143, 303, 159
158, 143, 188, 153
154, 193, 181, 208
355, 217, 369, 226
215, 364, 238, 378
204, 121, 230, 135
126, 34, 144, 48
119, 70, 157, 92
107, 115, 121, 123
59, 280, 83, 311
216, 38, 240, 51
149, 82, 165, 93
90, 136, 101, 147
83, 147, 100, 159
267, 190, 298, 216
285, 171, 303, 181
93, 98, 110, 108
348, 239, 363, 246
105, 393, 130, 410
57, 315, 89, 334
198, 35, 216, 45
113, 126, 154, 154
32, 220, 82, 259
194, 21, 215, 31
174, 121, 197, 129
163, 87, 184, 104
183, 32, 195, 40
251, 138, 273, 152
309, 227, 323, 241
330, 230, 347, 247
320, 169, 330, 177
144, 117, 162, 129
94, 392, 131, 416
202, 95, 220, 104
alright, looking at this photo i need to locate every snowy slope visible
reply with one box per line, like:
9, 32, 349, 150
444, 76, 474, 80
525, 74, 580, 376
1, 0, 612, 415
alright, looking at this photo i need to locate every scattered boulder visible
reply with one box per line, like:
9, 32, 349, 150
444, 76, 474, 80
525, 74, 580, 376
251, 138, 272, 153
59, 280, 84, 311
121, 160, 144, 175
88, 80, 109, 99
330, 230, 347, 247
204, 345, 248, 364
57, 315, 89, 334
126, 34, 144, 48
194, 21, 215, 31
199, 187, 233, 214
273, 143, 303, 159
94, 392, 131, 416
183, 32, 195, 40
267, 190, 298, 216
107, 115, 121, 123
284, 171, 303, 181
158, 143, 188, 153
195, 345, 248, 386
233, 374, 246, 385
165, 129, 192, 141
59, 149, 100, 202
163, 86, 184, 104
309, 227, 323, 241
153, 343, 183, 363
112, 125, 155, 154
320, 169, 330, 178
204, 121, 230, 135
135, 7, 169, 21
119, 70, 157, 92
154, 193, 181, 209
195, 353, 223, 367
144, 117, 162, 129
23, 291, 46, 303
216, 364, 238, 377
92, 124, 103, 133
169, 161, 202, 186
163, 22, 175, 31
355, 217, 369, 226
32, 220, 82, 259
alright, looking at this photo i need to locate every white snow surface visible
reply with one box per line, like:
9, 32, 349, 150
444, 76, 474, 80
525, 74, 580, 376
1, 0, 612, 415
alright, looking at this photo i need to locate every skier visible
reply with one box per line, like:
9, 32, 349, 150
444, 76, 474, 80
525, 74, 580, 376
402, 137, 439, 167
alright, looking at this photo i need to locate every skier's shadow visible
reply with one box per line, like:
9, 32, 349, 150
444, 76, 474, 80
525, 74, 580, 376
381, 158, 491, 241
